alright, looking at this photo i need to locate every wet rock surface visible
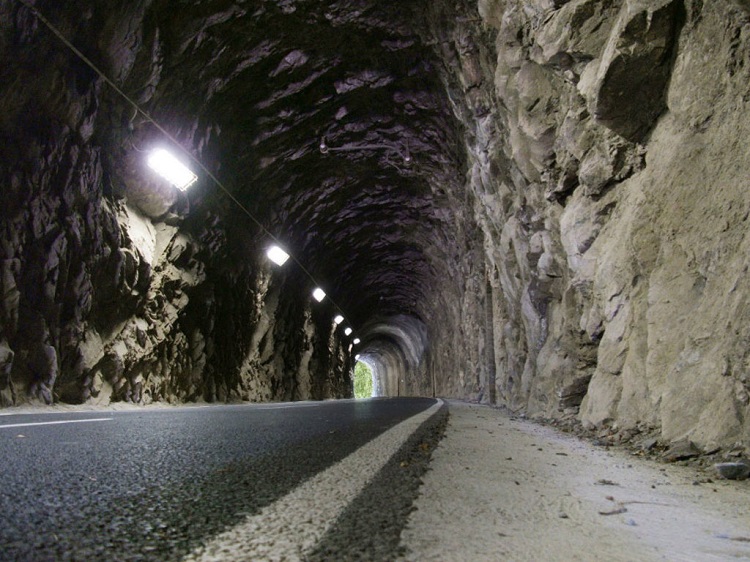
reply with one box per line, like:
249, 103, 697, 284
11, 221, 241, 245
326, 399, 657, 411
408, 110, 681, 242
2, 0, 750, 454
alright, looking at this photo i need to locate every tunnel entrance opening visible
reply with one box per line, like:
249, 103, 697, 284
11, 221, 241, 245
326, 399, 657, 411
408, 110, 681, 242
353, 361, 374, 399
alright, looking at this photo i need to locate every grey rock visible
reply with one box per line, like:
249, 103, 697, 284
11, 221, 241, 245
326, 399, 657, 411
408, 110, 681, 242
663, 439, 701, 462
591, 0, 681, 141
714, 462, 750, 481
637, 437, 659, 452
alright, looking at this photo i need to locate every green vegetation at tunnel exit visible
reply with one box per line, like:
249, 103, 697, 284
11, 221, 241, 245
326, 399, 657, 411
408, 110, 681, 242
353, 361, 373, 398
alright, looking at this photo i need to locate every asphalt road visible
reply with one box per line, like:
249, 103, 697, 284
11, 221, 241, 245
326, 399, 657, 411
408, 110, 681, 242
0, 397, 446, 561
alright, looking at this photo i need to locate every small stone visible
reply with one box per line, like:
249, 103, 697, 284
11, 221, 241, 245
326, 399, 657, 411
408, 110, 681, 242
663, 439, 700, 462
638, 437, 658, 452
595, 479, 619, 486
714, 462, 750, 481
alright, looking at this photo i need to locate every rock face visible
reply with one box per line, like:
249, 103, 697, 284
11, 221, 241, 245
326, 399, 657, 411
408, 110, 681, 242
444, 0, 750, 452
2, 0, 750, 452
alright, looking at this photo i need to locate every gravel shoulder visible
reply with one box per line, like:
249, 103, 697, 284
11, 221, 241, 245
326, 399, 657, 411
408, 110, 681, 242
400, 400, 750, 561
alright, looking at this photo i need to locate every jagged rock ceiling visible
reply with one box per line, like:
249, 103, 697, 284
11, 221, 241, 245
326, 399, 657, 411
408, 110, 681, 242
110, 0, 466, 329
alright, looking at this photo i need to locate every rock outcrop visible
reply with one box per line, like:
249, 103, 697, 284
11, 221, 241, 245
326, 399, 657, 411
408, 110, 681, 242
432, 0, 750, 452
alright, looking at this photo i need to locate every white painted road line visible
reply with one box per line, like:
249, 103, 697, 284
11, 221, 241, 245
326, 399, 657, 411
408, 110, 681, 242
253, 403, 321, 410
0, 418, 113, 429
185, 399, 444, 562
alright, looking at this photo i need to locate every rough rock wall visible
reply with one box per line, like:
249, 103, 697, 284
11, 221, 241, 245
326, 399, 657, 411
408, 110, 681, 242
424, 0, 750, 450
0, 1, 351, 406
6, 0, 750, 454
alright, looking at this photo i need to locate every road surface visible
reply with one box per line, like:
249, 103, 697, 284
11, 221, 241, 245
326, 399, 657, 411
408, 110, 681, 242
5, 398, 749, 561
0, 398, 445, 561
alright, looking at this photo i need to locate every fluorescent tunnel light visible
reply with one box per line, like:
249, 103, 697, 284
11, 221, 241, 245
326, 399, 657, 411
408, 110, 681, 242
312, 288, 326, 302
334, 315, 344, 325
344, 327, 353, 336
147, 148, 197, 191
355, 354, 361, 360
353, 338, 361, 345
266, 245, 290, 266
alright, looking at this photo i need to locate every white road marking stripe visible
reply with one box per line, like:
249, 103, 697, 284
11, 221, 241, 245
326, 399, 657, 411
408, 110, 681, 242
185, 399, 443, 562
254, 403, 320, 410
0, 418, 113, 429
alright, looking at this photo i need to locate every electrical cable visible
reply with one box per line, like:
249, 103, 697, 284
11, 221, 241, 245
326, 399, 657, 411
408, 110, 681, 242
16, 0, 357, 336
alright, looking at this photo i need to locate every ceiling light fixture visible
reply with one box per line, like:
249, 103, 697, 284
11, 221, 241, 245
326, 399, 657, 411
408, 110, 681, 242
147, 148, 197, 190
355, 354, 361, 360
266, 245, 290, 266
334, 315, 344, 325
344, 327, 353, 336
353, 338, 361, 345
312, 288, 326, 302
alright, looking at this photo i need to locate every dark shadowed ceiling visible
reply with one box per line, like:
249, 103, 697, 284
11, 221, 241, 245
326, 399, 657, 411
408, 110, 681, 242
101, 0, 468, 334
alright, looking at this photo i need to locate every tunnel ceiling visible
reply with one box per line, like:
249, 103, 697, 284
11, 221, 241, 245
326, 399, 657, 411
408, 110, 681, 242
87, 0, 469, 334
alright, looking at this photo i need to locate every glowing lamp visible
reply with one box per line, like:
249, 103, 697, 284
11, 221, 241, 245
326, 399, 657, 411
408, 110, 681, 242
334, 315, 344, 325
312, 288, 326, 302
353, 338, 361, 345
344, 327, 353, 336
147, 149, 197, 191
266, 245, 290, 266
355, 354, 361, 360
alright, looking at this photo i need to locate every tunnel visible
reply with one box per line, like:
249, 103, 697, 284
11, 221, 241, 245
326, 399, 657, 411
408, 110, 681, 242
2, 0, 750, 454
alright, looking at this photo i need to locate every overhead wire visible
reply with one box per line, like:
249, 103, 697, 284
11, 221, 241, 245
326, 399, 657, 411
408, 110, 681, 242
16, 0, 358, 337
